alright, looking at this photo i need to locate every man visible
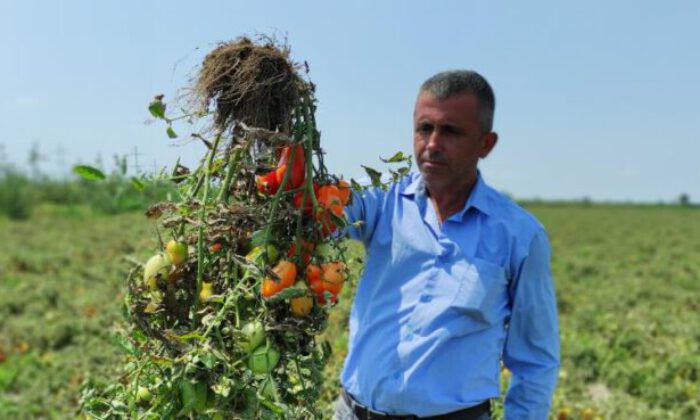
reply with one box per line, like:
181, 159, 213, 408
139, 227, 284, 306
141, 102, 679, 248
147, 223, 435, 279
334, 70, 560, 419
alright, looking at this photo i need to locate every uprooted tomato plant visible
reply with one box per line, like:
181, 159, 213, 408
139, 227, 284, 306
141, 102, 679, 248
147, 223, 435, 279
79, 36, 411, 419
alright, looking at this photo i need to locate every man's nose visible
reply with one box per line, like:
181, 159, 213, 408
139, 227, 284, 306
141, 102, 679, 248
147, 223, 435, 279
426, 129, 444, 151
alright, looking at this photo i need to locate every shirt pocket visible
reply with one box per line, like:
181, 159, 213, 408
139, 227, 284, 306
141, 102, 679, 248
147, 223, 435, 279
449, 257, 508, 325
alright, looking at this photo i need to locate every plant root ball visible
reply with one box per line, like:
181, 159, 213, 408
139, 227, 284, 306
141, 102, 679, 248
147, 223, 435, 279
194, 36, 307, 132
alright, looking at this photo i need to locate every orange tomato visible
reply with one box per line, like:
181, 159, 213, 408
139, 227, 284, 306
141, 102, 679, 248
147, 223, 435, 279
321, 262, 346, 295
308, 262, 345, 304
290, 282, 314, 317
316, 185, 344, 217
337, 179, 352, 205
261, 260, 297, 298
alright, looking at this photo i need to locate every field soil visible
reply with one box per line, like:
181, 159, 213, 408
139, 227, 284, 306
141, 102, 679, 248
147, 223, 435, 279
1, 204, 699, 419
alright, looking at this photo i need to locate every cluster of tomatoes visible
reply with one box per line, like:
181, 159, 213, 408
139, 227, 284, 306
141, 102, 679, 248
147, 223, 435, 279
253, 143, 353, 316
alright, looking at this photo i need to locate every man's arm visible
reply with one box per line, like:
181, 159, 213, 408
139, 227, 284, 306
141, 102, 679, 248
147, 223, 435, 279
503, 230, 560, 419
342, 186, 385, 245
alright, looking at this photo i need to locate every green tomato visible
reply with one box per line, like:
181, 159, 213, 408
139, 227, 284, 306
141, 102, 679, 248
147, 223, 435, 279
135, 385, 152, 404
248, 344, 280, 374
315, 243, 334, 258
143, 254, 171, 291
245, 244, 279, 265
240, 321, 266, 353
166, 240, 188, 266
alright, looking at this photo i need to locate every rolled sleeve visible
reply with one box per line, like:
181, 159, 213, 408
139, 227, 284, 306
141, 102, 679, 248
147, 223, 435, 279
503, 230, 560, 419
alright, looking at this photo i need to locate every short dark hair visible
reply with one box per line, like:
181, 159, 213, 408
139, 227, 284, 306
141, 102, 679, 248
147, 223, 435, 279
419, 70, 496, 133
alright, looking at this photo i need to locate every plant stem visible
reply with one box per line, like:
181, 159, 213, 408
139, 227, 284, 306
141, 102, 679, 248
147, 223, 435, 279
194, 132, 222, 320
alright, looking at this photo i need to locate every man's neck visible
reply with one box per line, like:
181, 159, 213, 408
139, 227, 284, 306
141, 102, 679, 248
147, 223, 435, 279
426, 175, 477, 223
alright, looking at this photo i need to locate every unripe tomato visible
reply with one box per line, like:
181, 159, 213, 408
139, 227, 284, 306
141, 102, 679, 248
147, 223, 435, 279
166, 240, 188, 266
248, 344, 280, 374
143, 254, 171, 291
136, 385, 153, 404
240, 321, 266, 353
290, 282, 313, 317
199, 282, 214, 302
261, 260, 297, 298
246, 244, 280, 266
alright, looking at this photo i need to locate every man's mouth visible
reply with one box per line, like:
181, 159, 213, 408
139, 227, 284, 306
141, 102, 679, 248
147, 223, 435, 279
421, 159, 447, 167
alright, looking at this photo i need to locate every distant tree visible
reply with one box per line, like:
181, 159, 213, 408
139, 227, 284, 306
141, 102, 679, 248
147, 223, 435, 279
679, 193, 690, 206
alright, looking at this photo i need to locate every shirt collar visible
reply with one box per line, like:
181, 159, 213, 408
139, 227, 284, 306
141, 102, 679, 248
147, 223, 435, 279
400, 171, 491, 218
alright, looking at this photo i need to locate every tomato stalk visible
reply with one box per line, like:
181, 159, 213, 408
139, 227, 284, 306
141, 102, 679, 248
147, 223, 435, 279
194, 132, 222, 319
217, 146, 244, 203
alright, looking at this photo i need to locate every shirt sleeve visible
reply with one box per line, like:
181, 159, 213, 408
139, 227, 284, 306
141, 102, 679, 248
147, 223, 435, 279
503, 229, 560, 420
343, 187, 385, 245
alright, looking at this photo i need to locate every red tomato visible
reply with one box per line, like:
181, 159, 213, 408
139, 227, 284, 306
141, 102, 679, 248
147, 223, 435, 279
293, 189, 315, 215
305, 264, 322, 285
287, 239, 316, 266
256, 170, 280, 195
275, 144, 306, 190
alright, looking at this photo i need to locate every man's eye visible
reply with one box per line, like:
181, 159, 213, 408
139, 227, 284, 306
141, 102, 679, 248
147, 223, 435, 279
416, 123, 433, 134
443, 126, 462, 135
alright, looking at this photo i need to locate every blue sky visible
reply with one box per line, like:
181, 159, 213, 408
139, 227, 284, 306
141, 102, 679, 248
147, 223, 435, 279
1, 1, 698, 202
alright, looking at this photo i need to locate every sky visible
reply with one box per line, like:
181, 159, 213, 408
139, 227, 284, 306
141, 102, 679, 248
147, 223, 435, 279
1, 1, 698, 202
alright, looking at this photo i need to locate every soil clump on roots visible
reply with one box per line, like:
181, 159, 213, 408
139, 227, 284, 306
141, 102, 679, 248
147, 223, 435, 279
194, 36, 306, 133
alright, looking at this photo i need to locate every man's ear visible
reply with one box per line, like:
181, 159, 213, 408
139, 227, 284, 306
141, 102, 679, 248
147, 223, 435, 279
479, 132, 498, 158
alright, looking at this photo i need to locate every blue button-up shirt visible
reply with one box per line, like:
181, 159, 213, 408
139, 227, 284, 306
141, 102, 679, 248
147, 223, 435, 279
340, 171, 560, 419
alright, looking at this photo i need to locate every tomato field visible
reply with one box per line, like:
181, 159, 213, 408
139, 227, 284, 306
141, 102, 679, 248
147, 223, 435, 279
1, 202, 698, 419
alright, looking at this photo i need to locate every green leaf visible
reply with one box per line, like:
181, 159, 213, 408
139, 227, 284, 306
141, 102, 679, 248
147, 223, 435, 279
265, 286, 308, 302
361, 165, 383, 188
130, 177, 145, 191
200, 353, 216, 369
350, 179, 363, 192
166, 126, 177, 139
176, 331, 204, 342
250, 230, 270, 248
148, 97, 166, 119
178, 380, 207, 415
73, 165, 106, 181
380, 151, 407, 163
112, 333, 136, 355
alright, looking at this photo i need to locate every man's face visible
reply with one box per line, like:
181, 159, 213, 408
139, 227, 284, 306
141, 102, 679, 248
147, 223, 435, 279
413, 91, 497, 192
